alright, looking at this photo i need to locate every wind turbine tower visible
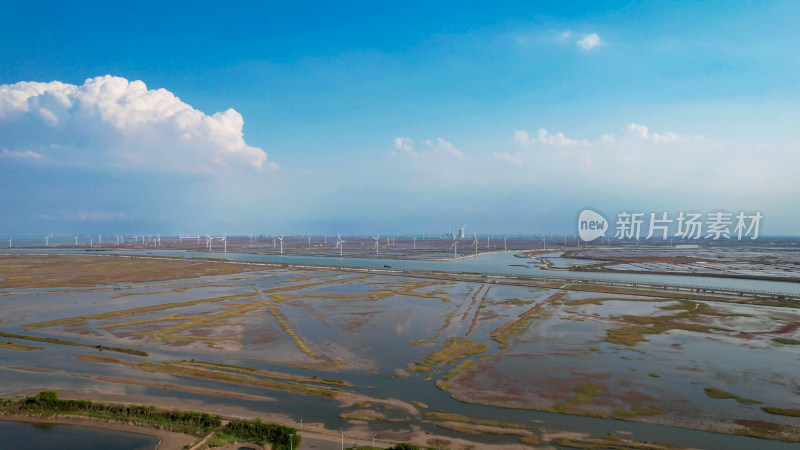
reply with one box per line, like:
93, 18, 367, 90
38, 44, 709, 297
373, 235, 380, 254
473, 234, 479, 257
278, 236, 284, 255
450, 240, 458, 259
335, 233, 344, 257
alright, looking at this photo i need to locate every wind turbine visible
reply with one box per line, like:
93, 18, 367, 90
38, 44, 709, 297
8, 239, 11, 248
450, 240, 458, 259
272, 237, 276, 249
335, 233, 344, 257
373, 235, 380, 254
44, 236, 49, 247
308, 236, 311, 248
278, 236, 284, 255
473, 234, 479, 257
223, 235, 227, 253
413, 236, 416, 249
504, 236, 507, 252
206, 235, 212, 251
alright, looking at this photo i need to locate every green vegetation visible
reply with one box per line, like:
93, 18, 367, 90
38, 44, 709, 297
490, 291, 565, 349
704, 388, 761, 405
407, 338, 487, 372
1, 391, 220, 435
165, 360, 349, 386
612, 405, 663, 419
604, 301, 731, 346
761, 407, 800, 417
0, 391, 299, 449
0, 330, 147, 356
772, 337, 800, 345
496, 298, 533, 306
218, 419, 299, 449
554, 382, 604, 413
441, 359, 476, 381
76, 355, 343, 398
0, 341, 43, 351
423, 411, 531, 430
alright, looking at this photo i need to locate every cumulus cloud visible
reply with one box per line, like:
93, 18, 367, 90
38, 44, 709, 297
393, 137, 414, 153
514, 129, 590, 147
577, 33, 602, 50
0, 75, 277, 173
625, 123, 681, 143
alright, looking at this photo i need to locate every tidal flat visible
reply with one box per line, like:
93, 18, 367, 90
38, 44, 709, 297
1, 254, 798, 448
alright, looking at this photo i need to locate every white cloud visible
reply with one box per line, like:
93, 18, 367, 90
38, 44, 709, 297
514, 128, 590, 147
558, 31, 572, 41
626, 123, 682, 143
0, 75, 277, 173
427, 137, 464, 158
577, 33, 602, 50
1, 148, 44, 159
393, 137, 414, 153
393, 136, 463, 159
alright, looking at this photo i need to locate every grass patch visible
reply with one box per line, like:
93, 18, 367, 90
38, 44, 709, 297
554, 382, 604, 413
489, 291, 565, 349
441, 360, 476, 381
772, 337, 800, 345
496, 298, 534, 306
75, 355, 342, 399
704, 388, 761, 405
164, 360, 349, 386
761, 407, 800, 417
407, 338, 487, 372
612, 405, 662, 419
423, 411, 531, 430
24, 293, 256, 330
268, 307, 316, 358
0, 330, 147, 356
0, 341, 44, 351
604, 301, 731, 346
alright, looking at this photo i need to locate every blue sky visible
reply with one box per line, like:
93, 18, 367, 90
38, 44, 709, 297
1, 1, 798, 236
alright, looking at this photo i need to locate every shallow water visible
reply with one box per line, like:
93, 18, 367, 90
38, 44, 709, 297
0, 420, 158, 450
3, 248, 800, 295
2, 254, 799, 448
